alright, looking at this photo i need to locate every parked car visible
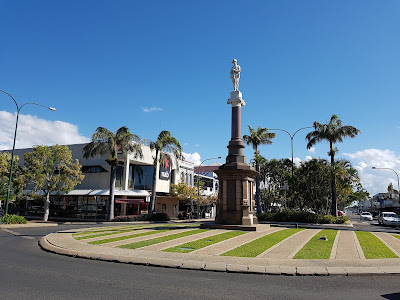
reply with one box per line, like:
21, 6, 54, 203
378, 212, 400, 226
360, 212, 373, 221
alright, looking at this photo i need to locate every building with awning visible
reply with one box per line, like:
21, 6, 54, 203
8, 143, 195, 220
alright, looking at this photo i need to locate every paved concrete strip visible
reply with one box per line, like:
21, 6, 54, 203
333, 230, 362, 260
265, 229, 321, 259
257, 229, 307, 258
353, 231, 366, 260
193, 227, 283, 255
140, 229, 225, 251
329, 229, 340, 259
373, 232, 400, 257
98, 228, 196, 248
296, 266, 329, 276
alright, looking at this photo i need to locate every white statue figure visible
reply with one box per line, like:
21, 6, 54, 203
230, 59, 241, 91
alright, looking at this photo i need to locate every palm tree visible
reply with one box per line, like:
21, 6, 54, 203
148, 131, 182, 214
306, 114, 360, 216
243, 125, 276, 213
83, 126, 143, 220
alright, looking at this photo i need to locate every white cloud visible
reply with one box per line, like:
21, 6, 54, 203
0, 111, 90, 150
183, 152, 201, 165
305, 155, 313, 161
307, 147, 316, 153
142, 107, 162, 113
343, 149, 400, 196
293, 157, 302, 166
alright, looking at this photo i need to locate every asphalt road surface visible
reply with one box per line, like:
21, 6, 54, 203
1, 224, 400, 300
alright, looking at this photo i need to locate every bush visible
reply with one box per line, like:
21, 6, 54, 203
256, 211, 348, 224
1, 214, 28, 224
110, 213, 170, 222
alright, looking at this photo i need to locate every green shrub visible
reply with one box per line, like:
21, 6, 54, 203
1, 214, 28, 224
256, 211, 348, 224
110, 213, 170, 222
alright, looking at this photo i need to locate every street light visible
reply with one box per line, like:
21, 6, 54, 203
1, 90, 56, 215
372, 167, 400, 201
197, 156, 221, 219
268, 127, 312, 208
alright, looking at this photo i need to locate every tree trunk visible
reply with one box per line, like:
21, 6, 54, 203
330, 142, 337, 217
43, 192, 50, 222
255, 162, 261, 214
108, 165, 116, 221
149, 150, 159, 214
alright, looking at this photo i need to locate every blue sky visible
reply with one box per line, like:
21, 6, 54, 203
1, 0, 399, 195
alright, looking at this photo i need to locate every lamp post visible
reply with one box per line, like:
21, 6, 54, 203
372, 167, 400, 202
268, 127, 312, 208
0, 90, 56, 215
197, 156, 221, 219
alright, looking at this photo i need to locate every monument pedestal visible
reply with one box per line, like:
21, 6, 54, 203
213, 88, 259, 227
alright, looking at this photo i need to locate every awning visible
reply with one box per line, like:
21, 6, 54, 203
115, 199, 145, 204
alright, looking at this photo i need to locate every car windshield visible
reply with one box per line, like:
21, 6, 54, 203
383, 213, 398, 218
362, 212, 371, 215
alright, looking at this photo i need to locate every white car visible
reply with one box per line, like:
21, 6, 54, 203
360, 212, 373, 221
378, 212, 400, 226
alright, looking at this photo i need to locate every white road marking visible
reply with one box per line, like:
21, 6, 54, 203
2, 228, 36, 240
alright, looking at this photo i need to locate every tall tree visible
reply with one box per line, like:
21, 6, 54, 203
83, 126, 142, 220
306, 114, 360, 216
243, 125, 275, 213
148, 131, 182, 213
24, 145, 84, 221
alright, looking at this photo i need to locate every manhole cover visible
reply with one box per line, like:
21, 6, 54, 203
205, 240, 214, 242
178, 247, 195, 251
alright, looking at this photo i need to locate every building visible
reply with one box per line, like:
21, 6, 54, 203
6, 143, 196, 220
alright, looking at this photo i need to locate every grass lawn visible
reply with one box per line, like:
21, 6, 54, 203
222, 228, 304, 257
73, 225, 147, 236
294, 229, 337, 259
163, 231, 247, 253
391, 234, 400, 240
88, 229, 173, 245
119, 229, 209, 249
75, 227, 147, 240
355, 231, 398, 259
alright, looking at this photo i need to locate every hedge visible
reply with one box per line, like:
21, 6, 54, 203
110, 213, 170, 222
1, 214, 28, 224
256, 210, 348, 224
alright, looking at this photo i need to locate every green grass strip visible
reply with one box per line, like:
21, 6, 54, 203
391, 234, 400, 240
75, 228, 148, 240
222, 228, 303, 257
163, 231, 247, 253
88, 229, 173, 245
74, 225, 147, 236
74, 224, 199, 240
74, 223, 183, 237
119, 229, 209, 250
355, 231, 398, 259
294, 229, 337, 259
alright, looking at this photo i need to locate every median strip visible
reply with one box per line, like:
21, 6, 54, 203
221, 228, 303, 257
294, 229, 337, 259
163, 231, 247, 253
355, 231, 398, 259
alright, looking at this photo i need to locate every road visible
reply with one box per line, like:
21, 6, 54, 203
0, 224, 399, 300
346, 211, 400, 234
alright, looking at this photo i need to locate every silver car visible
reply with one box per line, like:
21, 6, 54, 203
360, 212, 373, 221
378, 212, 400, 226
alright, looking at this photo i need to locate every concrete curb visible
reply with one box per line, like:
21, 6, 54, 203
38, 233, 400, 277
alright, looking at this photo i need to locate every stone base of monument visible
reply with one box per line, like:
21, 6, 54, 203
200, 223, 270, 232
213, 168, 259, 228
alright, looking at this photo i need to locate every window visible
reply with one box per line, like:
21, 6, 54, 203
82, 165, 107, 173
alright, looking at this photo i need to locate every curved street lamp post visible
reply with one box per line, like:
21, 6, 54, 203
197, 157, 221, 219
0, 90, 56, 215
268, 127, 312, 208
372, 167, 400, 203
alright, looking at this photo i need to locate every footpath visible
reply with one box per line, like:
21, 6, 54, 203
2, 219, 400, 276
